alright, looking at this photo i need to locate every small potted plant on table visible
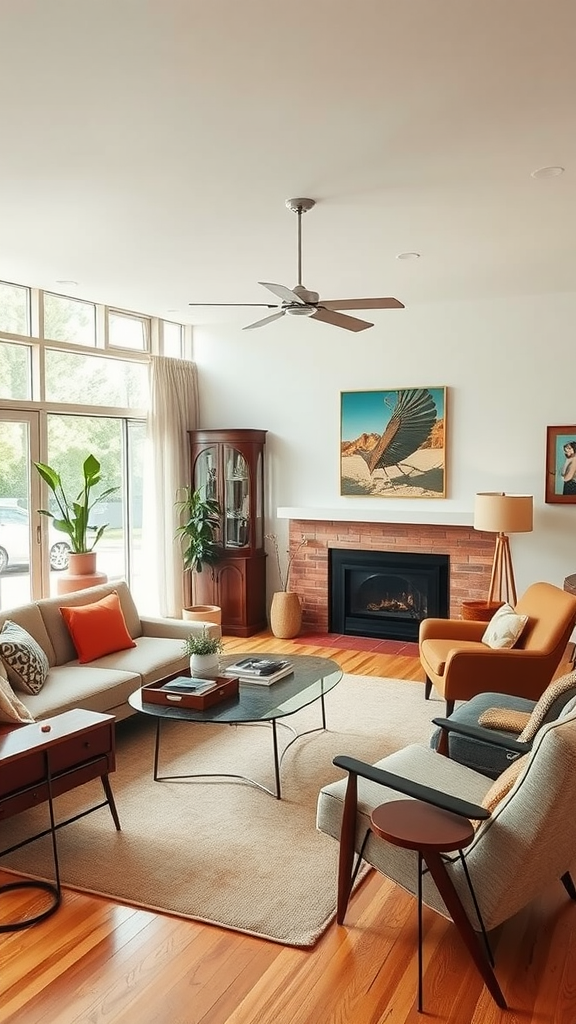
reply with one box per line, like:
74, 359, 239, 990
183, 627, 224, 676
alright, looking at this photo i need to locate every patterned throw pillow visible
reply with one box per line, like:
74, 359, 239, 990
0, 620, 49, 695
517, 669, 576, 743
482, 602, 529, 650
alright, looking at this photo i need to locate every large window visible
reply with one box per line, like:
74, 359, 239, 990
43, 293, 96, 346
0, 282, 29, 335
45, 350, 148, 407
0, 279, 189, 609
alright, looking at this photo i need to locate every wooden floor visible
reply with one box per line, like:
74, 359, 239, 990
2, 633, 576, 1024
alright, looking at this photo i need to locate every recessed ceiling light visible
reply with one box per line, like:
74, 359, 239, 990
396, 252, 421, 260
531, 166, 565, 179
55, 279, 79, 286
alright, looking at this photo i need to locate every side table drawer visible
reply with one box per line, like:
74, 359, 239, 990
49, 721, 115, 774
0, 754, 111, 820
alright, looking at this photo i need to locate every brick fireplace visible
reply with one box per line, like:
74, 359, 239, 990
286, 518, 495, 634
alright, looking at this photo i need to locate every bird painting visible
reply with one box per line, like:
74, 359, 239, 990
340, 387, 446, 497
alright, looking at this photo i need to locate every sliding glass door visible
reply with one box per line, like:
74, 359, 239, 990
0, 411, 145, 611
0, 411, 41, 608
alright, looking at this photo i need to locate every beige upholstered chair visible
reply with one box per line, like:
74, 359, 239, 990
419, 581, 576, 715
316, 700, 576, 1009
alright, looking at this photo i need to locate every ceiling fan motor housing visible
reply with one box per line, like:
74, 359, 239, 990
286, 304, 315, 317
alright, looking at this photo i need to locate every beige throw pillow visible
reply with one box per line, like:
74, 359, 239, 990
482, 602, 528, 650
0, 662, 35, 724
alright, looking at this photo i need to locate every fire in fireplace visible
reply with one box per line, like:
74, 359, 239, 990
329, 548, 449, 642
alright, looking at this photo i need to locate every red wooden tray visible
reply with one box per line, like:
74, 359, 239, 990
142, 674, 239, 710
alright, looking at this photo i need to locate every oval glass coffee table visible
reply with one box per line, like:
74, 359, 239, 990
128, 654, 342, 799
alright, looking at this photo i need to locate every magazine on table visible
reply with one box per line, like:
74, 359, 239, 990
223, 657, 293, 685
159, 676, 218, 695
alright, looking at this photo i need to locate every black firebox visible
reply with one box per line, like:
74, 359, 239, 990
329, 548, 449, 642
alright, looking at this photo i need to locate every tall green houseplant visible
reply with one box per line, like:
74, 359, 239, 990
34, 454, 118, 553
174, 486, 222, 574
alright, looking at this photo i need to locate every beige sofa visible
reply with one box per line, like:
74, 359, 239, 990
0, 580, 222, 722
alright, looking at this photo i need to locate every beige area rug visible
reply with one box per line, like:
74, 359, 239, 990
3, 675, 442, 947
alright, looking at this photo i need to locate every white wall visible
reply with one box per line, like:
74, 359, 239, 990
193, 291, 576, 599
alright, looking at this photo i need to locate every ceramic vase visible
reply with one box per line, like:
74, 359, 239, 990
270, 591, 302, 639
57, 551, 108, 595
189, 652, 220, 676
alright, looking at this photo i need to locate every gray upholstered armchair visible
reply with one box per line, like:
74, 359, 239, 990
316, 700, 576, 1010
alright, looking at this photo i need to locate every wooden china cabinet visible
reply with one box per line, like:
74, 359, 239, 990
188, 428, 267, 637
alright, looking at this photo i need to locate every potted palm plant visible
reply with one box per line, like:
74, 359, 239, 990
174, 485, 223, 623
34, 454, 119, 592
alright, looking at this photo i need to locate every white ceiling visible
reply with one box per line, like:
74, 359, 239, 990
0, 0, 575, 326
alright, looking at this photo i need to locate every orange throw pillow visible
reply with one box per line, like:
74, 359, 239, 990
60, 591, 136, 664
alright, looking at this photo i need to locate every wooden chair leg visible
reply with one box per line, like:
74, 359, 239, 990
337, 773, 358, 924
424, 678, 432, 700
424, 849, 507, 1008
561, 871, 576, 900
445, 699, 455, 716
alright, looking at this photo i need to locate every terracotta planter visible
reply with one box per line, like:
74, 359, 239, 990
183, 605, 222, 625
57, 551, 108, 595
270, 591, 302, 639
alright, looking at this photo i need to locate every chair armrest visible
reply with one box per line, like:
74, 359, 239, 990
332, 755, 490, 821
419, 617, 486, 642
432, 717, 532, 753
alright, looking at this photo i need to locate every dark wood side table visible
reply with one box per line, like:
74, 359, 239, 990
0, 708, 121, 931
369, 799, 506, 1012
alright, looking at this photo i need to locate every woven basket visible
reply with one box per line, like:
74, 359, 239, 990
270, 591, 302, 639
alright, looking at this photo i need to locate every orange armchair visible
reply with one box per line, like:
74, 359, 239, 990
419, 582, 576, 715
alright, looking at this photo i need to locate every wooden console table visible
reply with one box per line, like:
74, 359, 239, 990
0, 708, 120, 931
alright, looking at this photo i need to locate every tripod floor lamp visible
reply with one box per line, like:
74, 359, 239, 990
474, 492, 534, 607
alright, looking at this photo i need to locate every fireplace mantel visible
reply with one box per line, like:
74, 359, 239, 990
277, 506, 474, 527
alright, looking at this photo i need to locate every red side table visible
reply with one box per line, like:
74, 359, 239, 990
370, 800, 506, 1012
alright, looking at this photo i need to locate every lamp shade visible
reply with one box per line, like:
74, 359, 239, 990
474, 493, 533, 534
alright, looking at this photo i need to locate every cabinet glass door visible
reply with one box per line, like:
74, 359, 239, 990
194, 446, 218, 502
224, 446, 249, 548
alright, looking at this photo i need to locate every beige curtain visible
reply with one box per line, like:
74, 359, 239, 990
143, 356, 199, 617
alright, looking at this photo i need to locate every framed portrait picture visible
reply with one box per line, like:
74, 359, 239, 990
340, 386, 447, 497
545, 425, 576, 504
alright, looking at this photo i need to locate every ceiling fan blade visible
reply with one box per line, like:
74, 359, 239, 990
319, 297, 405, 310
258, 282, 305, 304
188, 302, 278, 308
243, 310, 286, 331
311, 308, 373, 332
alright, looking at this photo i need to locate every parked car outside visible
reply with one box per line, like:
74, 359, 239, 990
0, 503, 71, 572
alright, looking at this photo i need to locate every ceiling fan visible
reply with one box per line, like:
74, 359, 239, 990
188, 198, 405, 332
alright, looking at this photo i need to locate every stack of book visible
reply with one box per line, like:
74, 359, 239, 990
223, 657, 293, 685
